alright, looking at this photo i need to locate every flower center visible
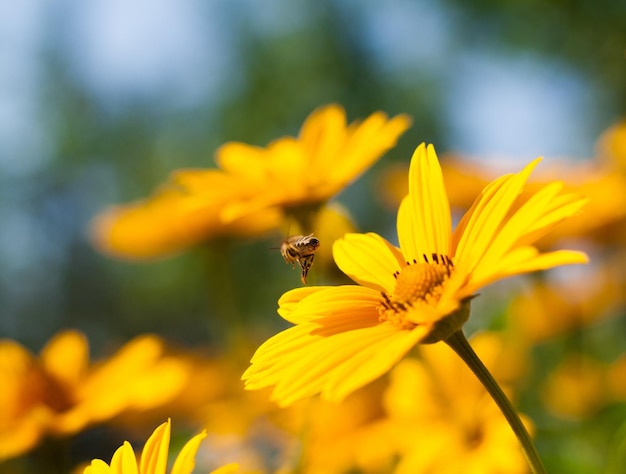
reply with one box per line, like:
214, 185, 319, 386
378, 254, 453, 329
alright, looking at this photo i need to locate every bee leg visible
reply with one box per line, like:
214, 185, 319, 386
298, 254, 315, 285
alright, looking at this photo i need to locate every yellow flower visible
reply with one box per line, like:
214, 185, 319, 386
90, 176, 284, 260
243, 143, 588, 406
0, 331, 196, 460
83, 419, 237, 474
508, 262, 623, 342
209, 104, 411, 227
383, 333, 531, 474
273, 378, 395, 474
597, 120, 626, 171
541, 354, 608, 420
91, 104, 411, 259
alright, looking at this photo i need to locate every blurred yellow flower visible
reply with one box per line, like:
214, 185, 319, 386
597, 120, 626, 171
541, 354, 608, 420
0, 331, 199, 460
83, 419, 237, 474
91, 104, 411, 259
243, 143, 587, 406
383, 333, 531, 474
607, 354, 626, 402
207, 104, 411, 228
380, 122, 626, 246
274, 378, 395, 474
90, 177, 284, 260
508, 262, 624, 342
539, 350, 626, 421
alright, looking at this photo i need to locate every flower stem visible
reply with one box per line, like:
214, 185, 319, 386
444, 330, 547, 474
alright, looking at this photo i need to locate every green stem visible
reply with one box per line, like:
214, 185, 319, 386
444, 330, 547, 474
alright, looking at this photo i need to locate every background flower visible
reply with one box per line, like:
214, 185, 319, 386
0, 330, 223, 464
90, 104, 410, 260
83, 419, 232, 474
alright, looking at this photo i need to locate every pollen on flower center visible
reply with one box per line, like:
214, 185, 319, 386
378, 253, 453, 329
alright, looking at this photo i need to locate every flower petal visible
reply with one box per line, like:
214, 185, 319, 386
467, 246, 588, 293
471, 181, 587, 275
243, 321, 427, 406
496, 249, 589, 278
322, 324, 430, 402
398, 144, 452, 261
110, 442, 139, 474
40, 330, 89, 389
139, 420, 170, 474
279, 285, 382, 324
323, 112, 412, 191
300, 104, 348, 167
83, 460, 113, 474
453, 158, 541, 273
171, 430, 207, 474
277, 286, 332, 320
333, 232, 404, 292
209, 464, 241, 474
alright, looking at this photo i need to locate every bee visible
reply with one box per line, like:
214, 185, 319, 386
280, 234, 320, 285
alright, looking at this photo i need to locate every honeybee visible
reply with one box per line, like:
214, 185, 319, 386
281, 234, 320, 285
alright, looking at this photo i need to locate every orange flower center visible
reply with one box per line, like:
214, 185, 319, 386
378, 254, 453, 329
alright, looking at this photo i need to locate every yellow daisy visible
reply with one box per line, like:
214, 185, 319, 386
384, 333, 531, 474
83, 419, 237, 474
0, 330, 207, 460
243, 143, 588, 407
210, 104, 412, 227
91, 104, 411, 259
90, 174, 283, 260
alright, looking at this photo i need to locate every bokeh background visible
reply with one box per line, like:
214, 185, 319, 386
1, 0, 625, 473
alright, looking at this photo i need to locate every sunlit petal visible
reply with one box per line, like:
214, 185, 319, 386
405, 144, 452, 257
454, 158, 541, 272
279, 285, 381, 325
83, 460, 113, 474
277, 286, 332, 320
110, 442, 139, 474
171, 430, 207, 474
139, 420, 170, 474
244, 322, 427, 406
333, 233, 404, 292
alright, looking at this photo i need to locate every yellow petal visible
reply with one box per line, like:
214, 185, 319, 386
277, 286, 332, 320
209, 464, 240, 474
324, 111, 412, 189
300, 104, 348, 168
517, 193, 589, 245
471, 181, 564, 271
84, 459, 113, 474
333, 232, 404, 292
171, 430, 207, 474
279, 285, 381, 325
40, 330, 89, 389
496, 249, 589, 277
214, 142, 269, 181
453, 158, 541, 273
401, 144, 452, 258
139, 420, 170, 474
468, 246, 588, 293
245, 320, 426, 406
473, 182, 587, 273
110, 442, 139, 474
322, 324, 430, 402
